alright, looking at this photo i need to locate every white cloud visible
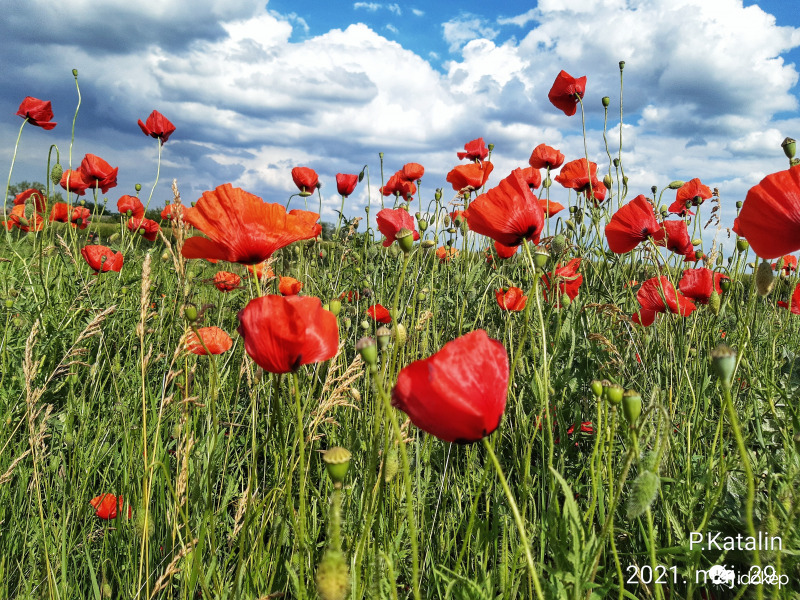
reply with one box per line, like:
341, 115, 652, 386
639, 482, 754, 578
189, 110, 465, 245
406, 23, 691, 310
442, 14, 499, 53
497, 8, 536, 27
412, 8, 424, 17
353, 2, 380, 11
387, 3, 402, 16
385, 23, 399, 34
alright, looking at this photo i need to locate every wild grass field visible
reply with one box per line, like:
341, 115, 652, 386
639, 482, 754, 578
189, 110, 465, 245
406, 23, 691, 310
2, 66, 800, 600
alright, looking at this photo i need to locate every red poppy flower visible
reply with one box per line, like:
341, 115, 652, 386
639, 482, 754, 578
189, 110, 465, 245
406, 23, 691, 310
381, 171, 417, 199
528, 144, 565, 170
605, 195, 665, 253
457, 138, 489, 161
70, 206, 91, 230
376, 207, 420, 247
436, 246, 459, 262
733, 165, 800, 259
669, 178, 712, 217
16, 97, 56, 130
237, 295, 338, 374
777, 282, 800, 314
13, 188, 46, 214
339, 290, 360, 303
185, 326, 233, 355
494, 241, 518, 259
213, 271, 241, 292
78, 154, 118, 194
554, 158, 606, 202
291, 167, 318, 196
567, 421, 594, 435
7, 205, 43, 232
138, 110, 176, 143
543, 258, 583, 306
463, 168, 545, 247
117, 195, 145, 219
631, 308, 658, 326
662, 220, 695, 261
49, 202, 70, 224
772, 255, 798, 274
402, 162, 425, 181
678, 268, 729, 304
637, 276, 696, 318
160, 202, 183, 221
336, 173, 358, 197
182, 183, 321, 265
496, 287, 527, 311
59, 169, 90, 196
127, 217, 160, 241
449, 210, 466, 223
90, 494, 131, 520
81, 245, 124, 273
366, 303, 392, 323
391, 329, 508, 443
279, 276, 303, 296
247, 261, 275, 280
446, 162, 494, 195
538, 198, 565, 217
520, 166, 542, 190
548, 70, 587, 117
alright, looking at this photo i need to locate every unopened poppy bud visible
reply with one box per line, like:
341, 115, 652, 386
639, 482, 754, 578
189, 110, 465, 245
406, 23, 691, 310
776, 257, 785, 273
416, 291, 426, 302
376, 326, 391, 349
668, 180, 685, 190
396, 228, 414, 253
551, 234, 567, 255
454, 214, 464, 228
694, 250, 704, 260
393, 323, 407, 347
359, 320, 370, 331
622, 176, 629, 186
613, 158, 620, 168
708, 289, 721, 315
560, 292, 571, 307
101, 583, 112, 599
322, 303, 330, 311
121, 286, 129, 294
444, 215, 451, 227
356, 336, 378, 367
606, 384, 623, 406
566, 219, 576, 231
691, 238, 702, 246
602, 96, 610, 108
603, 175, 612, 190
4, 299, 13, 309
621, 390, 642, 425
184, 304, 198, 323
418, 219, 428, 231
533, 247, 550, 270
756, 260, 775, 296
315, 549, 350, 600
692, 195, 702, 206
322, 446, 351, 487
134, 510, 155, 539
50, 163, 63, 186
590, 379, 604, 398
711, 344, 736, 389
72, 68, 78, 77
747, 262, 756, 269
328, 299, 341, 316
782, 137, 796, 160
434, 188, 442, 201
134, 183, 142, 192
651, 185, 657, 195
421, 239, 435, 249
18, 216, 29, 227
160, 251, 170, 262
736, 238, 749, 252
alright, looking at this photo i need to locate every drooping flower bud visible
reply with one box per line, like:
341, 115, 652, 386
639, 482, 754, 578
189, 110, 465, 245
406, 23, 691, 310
183, 304, 198, 323
755, 259, 775, 296
668, 180, 685, 190
393, 323, 407, 347
50, 163, 63, 186
603, 175, 612, 190
708, 289, 721, 315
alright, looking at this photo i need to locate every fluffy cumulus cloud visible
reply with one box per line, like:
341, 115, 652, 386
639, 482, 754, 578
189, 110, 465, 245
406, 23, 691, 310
1, 0, 799, 240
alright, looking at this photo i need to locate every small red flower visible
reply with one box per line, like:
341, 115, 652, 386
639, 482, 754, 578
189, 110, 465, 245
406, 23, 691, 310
543, 258, 583, 307
59, 169, 90, 196
732, 165, 800, 259
457, 138, 489, 161
336, 173, 359, 197
631, 308, 658, 326
669, 178, 712, 217
678, 268, 729, 304
13, 188, 47, 214
366, 304, 392, 323
548, 70, 587, 117
90, 494, 131, 520
391, 330, 508, 443
70, 206, 91, 230
402, 162, 425, 181
380, 171, 417, 199
376, 208, 419, 247
520, 166, 541, 190
291, 167, 318, 196
16, 97, 57, 130
777, 282, 800, 314
446, 162, 494, 195
661, 220, 695, 261
538, 198, 564, 217
237, 295, 338, 374
528, 144, 565, 170
78, 154, 118, 194
605, 195, 665, 254
81, 245, 124, 273
160, 202, 183, 221
496, 287, 527, 311
185, 326, 233, 355
127, 217, 160, 241
554, 158, 606, 203
637, 276, 696, 318
138, 110, 176, 143
49, 202, 70, 224
436, 246, 459, 262
213, 271, 241, 292
772, 255, 798, 275
7, 205, 43, 232
117, 195, 145, 219
464, 168, 545, 247
340, 290, 360, 303
279, 276, 303, 296
494, 241, 518, 259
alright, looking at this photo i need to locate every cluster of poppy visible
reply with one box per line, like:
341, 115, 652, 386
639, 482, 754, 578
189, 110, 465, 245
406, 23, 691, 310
381, 163, 424, 200
290, 167, 360, 198
5, 188, 48, 232
115, 195, 161, 241
630, 269, 729, 326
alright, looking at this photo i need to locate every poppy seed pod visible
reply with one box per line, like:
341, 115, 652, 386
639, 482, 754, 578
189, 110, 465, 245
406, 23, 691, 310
551, 234, 567, 256
376, 326, 391, 349
621, 390, 642, 425
602, 96, 610, 108
396, 228, 415, 254
736, 238, 749, 252
418, 219, 428, 231
711, 344, 736, 389
605, 384, 624, 406
533, 247, 550, 270
322, 446, 351, 487
590, 380, 604, 398
356, 336, 378, 368
328, 299, 341, 316
782, 137, 796, 160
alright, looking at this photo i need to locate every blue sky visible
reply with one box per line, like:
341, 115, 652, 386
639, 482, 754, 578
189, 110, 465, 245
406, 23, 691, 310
2, 0, 799, 252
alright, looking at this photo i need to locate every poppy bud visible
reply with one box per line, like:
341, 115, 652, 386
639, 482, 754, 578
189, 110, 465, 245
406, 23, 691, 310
487, 143, 494, 152
396, 228, 414, 254
590, 380, 603, 398
50, 163, 63, 186
603, 175, 612, 190
322, 446, 351, 487
619, 60, 625, 70
613, 158, 620, 168
605, 384, 623, 406
708, 289, 721, 315
719, 278, 731, 293
135, 183, 142, 192
651, 185, 657, 195
434, 188, 442, 201
621, 390, 642, 426
4, 299, 13, 309
329, 299, 342, 316
416, 291, 426, 302
711, 344, 736, 389
343, 317, 351, 329
359, 320, 370, 331
668, 180, 685, 190
72, 68, 78, 77
782, 137, 796, 160
384, 447, 399, 482
444, 215, 451, 227
161, 251, 170, 262
566, 219, 576, 231
134, 510, 155, 539
356, 336, 378, 369
101, 583, 112, 599
418, 219, 428, 231
315, 549, 350, 600
560, 292, 571, 308
542, 176, 552, 189
622, 176, 629, 186
692, 195, 702, 207
736, 238, 749, 252
602, 96, 610, 108
691, 238, 702, 246
184, 304, 198, 323
694, 250, 704, 260
755, 260, 775, 296
551, 234, 567, 256
394, 323, 407, 347
735, 200, 743, 210
421, 239, 435, 249
376, 326, 391, 349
